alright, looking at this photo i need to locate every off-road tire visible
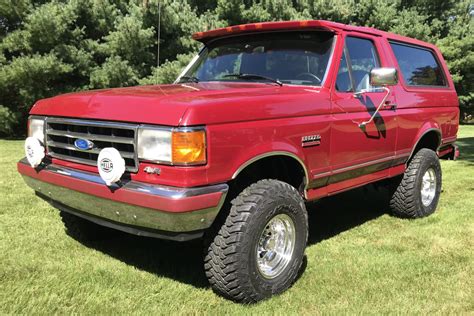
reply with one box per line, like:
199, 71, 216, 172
60, 210, 113, 242
389, 148, 442, 218
204, 179, 308, 303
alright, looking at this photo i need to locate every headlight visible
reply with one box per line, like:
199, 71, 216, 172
137, 127, 206, 165
137, 128, 172, 163
28, 117, 45, 143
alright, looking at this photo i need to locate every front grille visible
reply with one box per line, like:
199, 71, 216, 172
45, 117, 139, 172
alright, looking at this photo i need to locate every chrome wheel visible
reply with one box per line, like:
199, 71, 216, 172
421, 168, 437, 207
256, 213, 296, 279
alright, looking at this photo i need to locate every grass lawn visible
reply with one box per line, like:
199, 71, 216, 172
1, 126, 473, 314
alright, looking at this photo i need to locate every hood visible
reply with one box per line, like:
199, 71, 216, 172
31, 82, 329, 126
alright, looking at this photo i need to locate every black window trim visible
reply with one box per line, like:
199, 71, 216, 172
389, 40, 448, 88
342, 46, 355, 92
337, 35, 381, 93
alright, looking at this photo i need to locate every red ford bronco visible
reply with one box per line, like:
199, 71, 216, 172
18, 20, 459, 303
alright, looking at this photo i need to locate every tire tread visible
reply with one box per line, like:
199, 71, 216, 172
389, 148, 441, 218
204, 179, 307, 303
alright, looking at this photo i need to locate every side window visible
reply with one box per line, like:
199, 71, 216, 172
336, 36, 380, 92
390, 42, 446, 86
346, 37, 380, 91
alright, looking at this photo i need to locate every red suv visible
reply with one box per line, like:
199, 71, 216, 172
18, 20, 459, 303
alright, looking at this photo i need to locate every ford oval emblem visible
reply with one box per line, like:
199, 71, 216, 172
74, 138, 94, 150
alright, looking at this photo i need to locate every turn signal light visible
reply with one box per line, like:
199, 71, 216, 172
172, 130, 206, 165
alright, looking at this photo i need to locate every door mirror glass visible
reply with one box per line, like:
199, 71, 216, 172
370, 67, 398, 86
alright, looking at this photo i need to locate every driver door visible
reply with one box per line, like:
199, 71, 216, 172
329, 35, 398, 186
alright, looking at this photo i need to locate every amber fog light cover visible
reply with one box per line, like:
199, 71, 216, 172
172, 130, 206, 165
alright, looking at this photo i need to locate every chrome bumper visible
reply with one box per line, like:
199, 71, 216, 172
18, 159, 228, 241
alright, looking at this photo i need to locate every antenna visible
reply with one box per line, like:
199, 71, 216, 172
156, 0, 161, 85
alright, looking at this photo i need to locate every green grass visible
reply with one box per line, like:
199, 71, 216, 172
1, 126, 473, 314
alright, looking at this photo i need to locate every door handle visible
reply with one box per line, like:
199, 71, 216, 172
383, 101, 397, 110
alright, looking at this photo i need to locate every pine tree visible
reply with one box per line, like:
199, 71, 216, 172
0, 0, 472, 136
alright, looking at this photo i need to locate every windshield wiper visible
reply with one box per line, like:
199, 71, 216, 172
223, 73, 283, 86
177, 75, 200, 83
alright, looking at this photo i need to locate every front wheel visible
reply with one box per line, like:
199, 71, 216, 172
204, 179, 308, 303
389, 148, 442, 218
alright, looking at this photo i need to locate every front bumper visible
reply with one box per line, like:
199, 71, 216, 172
18, 159, 228, 241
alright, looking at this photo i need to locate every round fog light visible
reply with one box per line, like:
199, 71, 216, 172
97, 147, 126, 186
24, 137, 45, 168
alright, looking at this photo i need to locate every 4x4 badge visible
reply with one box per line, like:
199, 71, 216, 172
302, 135, 321, 147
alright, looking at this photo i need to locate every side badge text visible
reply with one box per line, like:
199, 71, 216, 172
302, 135, 321, 147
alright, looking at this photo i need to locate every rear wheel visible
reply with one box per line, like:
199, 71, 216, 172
389, 148, 442, 218
204, 179, 308, 303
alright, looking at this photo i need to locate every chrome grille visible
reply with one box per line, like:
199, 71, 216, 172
45, 117, 139, 172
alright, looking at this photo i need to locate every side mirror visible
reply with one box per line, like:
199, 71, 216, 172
370, 67, 398, 86
358, 67, 398, 129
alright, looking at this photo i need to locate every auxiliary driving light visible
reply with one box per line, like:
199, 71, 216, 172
24, 137, 45, 168
97, 147, 126, 186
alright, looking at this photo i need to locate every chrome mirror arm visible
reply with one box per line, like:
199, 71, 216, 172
353, 89, 368, 98
358, 86, 391, 129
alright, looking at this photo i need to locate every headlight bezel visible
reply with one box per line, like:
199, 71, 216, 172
28, 116, 46, 144
137, 125, 207, 166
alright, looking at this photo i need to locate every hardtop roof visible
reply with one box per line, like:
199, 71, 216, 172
192, 20, 437, 51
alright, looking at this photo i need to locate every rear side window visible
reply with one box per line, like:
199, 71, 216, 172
390, 42, 446, 86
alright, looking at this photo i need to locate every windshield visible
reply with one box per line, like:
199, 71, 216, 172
181, 31, 335, 86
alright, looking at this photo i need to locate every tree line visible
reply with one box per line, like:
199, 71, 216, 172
0, 0, 472, 136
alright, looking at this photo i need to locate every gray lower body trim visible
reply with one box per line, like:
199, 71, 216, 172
309, 154, 409, 189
